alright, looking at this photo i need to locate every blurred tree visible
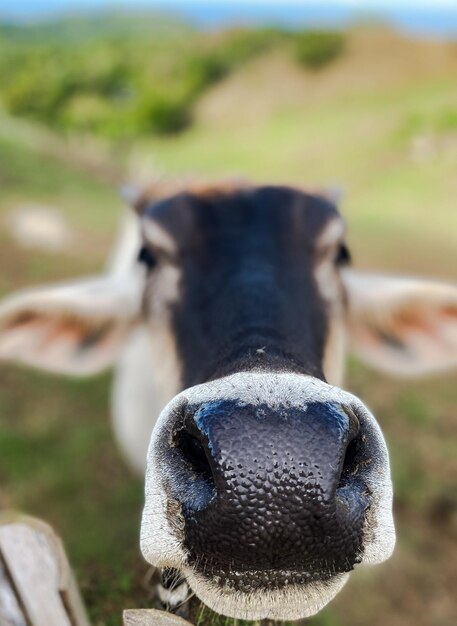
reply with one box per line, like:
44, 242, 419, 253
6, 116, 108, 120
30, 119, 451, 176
0, 16, 346, 139
295, 30, 345, 70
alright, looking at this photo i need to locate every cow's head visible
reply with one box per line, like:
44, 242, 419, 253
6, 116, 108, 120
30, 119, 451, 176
1, 183, 457, 620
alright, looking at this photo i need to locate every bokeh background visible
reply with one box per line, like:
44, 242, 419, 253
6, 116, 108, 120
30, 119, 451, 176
0, 1, 456, 625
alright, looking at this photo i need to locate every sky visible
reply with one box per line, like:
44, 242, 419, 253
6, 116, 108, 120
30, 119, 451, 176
3, 0, 457, 12
2, 0, 457, 38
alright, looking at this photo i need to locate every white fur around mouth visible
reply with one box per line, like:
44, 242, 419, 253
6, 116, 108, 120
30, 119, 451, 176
183, 566, 350, 621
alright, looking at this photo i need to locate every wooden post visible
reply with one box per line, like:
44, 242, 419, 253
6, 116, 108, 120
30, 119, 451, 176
0, 513, 195, 626
123, 609, 193, 626
0, 513, 91, 626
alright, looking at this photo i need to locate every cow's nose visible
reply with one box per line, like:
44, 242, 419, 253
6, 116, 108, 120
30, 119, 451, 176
170, 399, 369, 575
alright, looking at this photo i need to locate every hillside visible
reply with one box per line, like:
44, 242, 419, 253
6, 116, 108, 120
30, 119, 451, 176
196, 27, 457, 125
0, 10, 192, 43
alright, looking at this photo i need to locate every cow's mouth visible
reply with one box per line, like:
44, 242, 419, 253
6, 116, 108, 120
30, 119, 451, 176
182, 563, 350, 620
186, 561, 343, 592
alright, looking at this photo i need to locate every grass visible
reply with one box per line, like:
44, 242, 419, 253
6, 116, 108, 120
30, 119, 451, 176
0, 25, 456, 626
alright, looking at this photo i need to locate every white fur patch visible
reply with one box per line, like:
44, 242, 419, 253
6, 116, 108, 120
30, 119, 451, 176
109, 212, 182, 474
158, 582, 189, 607
316, 217, 346, 250
112, 326, 176, 475
107, 210, 142, 277
313, 218, 348, 386
111, 266, 182, 474
143, 219, 177, 256
322, 317, 347, 387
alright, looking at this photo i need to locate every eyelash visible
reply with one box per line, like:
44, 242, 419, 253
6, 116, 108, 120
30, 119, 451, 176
137, 245, 156, 270
335, 243, 351, 266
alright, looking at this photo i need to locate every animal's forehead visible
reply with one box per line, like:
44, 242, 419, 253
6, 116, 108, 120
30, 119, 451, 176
141, 185, 342, 248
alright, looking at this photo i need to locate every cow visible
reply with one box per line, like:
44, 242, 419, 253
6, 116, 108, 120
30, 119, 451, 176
0, 182, 456, 621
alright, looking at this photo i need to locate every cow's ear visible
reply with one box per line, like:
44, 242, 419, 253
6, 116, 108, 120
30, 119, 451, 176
0, 272, 144, 376
343, 269, 457, 377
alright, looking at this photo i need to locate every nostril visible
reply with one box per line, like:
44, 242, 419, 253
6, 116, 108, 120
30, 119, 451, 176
341, 436, 359, 479
336, 405, 371, 533
175, 429, 214, 485
342, 405, 360, 441
340, 406, 362, 482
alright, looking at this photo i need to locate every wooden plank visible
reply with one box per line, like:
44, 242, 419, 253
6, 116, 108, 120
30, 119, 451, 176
0, 513, 90, 626
60, 567, 92, 626
0, 514, 191, 626
0, 556, 28, 626
123, 608, 194, 626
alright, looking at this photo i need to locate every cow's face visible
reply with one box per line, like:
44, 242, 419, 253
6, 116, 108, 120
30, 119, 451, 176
1, 183, 457, 621
138, 185, 348, 388
136, 185, 393, 619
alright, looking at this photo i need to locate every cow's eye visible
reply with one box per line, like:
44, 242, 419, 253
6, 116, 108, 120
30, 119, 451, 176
137, 245, 156, 270
335, 243, 351, 266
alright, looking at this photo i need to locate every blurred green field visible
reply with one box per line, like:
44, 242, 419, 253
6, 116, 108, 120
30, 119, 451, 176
0, 19, 456, 626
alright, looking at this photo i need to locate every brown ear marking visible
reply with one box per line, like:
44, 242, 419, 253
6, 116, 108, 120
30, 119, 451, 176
3, 310, 103, 335
2, 310, 120, 352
